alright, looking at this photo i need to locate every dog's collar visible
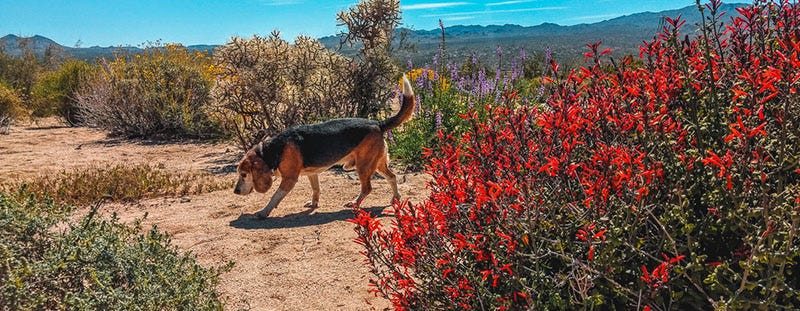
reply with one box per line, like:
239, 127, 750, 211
255, 141, 265, 158
255, 141, 275, 169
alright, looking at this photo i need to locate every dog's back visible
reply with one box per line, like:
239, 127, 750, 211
280, 118, 380, 167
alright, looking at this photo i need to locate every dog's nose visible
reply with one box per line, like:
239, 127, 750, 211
233, 188, 240, 195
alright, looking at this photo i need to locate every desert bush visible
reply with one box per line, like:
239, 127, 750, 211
1, 163, 230, 207
352, 0, 800, 309
77, 43, 223, 139
337, 0, 402, 119
215, 0, 402, 151
0, 40, 40, 101
0, 82, 26, 134
213, 33, 355, 150
31, 60, 98, 125
0, 191, 229, 310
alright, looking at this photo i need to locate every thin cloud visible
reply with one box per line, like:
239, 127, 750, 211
402, 2, 470, 10
443, 16, 477, 21
421, 6, 568, 18
567, 13, 620, 21
486, 0, 537, 6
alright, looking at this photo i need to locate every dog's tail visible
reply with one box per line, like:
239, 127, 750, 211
380, 75, 415, 132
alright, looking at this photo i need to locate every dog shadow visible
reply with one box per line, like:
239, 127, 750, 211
229, 205, 388, 230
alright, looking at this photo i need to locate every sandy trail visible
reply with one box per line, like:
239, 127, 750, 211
0, 122, 429, 310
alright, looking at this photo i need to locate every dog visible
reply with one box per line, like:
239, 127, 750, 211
233, 75, 415, 219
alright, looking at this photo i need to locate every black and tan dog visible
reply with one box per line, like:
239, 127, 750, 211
233, 76, 415, 219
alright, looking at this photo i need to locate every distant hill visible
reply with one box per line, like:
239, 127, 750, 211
2, 3, 747, 67
0, 35, 214, 61
359, 2, 749, 68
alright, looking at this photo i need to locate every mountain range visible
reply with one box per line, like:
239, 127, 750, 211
1, 3, 747, 67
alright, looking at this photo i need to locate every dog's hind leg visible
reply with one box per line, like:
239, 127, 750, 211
345, 160, 378, 208
305, 174, 320, 209
376, 152, 400, 203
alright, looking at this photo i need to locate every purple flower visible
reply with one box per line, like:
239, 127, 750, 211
449, 63, 459, 82
414, 94, 422, 115
415, 71, 425, 89
545, 46, 552, 67
476, 70, 488, 99
435, 111, 442, 129
387, 130, 394, 144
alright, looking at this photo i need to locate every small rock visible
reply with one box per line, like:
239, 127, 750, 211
180, 197, 191, 203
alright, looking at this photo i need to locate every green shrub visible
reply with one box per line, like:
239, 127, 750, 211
0, 191, 229, 310
1, 164, 231, 207
0, 43, 39, 101
77, 43, 223, 139
390, 48, 533, 168
0, 82, 26, 134
31, 60, 97, 125
389, 68, 468, 169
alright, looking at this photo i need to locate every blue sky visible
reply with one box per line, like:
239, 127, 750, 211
0, 1, 719, 47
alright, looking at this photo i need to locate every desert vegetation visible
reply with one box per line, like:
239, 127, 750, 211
76, 43, 222, 139
0, 192, 229, 310
1, 0, 799, 309
353, 0, 800, 309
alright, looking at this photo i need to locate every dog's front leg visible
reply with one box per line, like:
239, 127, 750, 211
255, 177, 298, 219
304, 174, 320, 209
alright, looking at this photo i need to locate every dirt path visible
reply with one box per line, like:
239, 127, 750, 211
0, 122, 430, 310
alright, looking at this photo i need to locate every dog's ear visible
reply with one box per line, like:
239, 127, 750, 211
249, 154, 273, 193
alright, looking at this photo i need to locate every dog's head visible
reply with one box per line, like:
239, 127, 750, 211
234, 149, 273, 195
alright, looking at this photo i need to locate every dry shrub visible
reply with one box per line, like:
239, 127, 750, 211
213, 33, 356, 150
214, 0, 402, 151
77, 43, 222, 139
30, 60, 98, 125
1, 163, 230, 206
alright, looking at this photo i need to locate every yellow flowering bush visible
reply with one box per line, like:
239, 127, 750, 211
77, 43, 223, 139
0, 83, 26, 133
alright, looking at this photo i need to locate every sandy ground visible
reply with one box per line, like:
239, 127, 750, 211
0, 121, 430, 310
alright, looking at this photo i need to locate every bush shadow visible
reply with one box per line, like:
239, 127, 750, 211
229, 205, 387, 230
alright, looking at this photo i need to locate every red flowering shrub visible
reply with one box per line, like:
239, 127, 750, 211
351, 1, 800, 309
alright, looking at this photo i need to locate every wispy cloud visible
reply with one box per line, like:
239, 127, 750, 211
421, 6, 567, 18
567, 13, 620, 21
443, 16, 477, 21
486, 0, 537, 6
401, 2, 470, 10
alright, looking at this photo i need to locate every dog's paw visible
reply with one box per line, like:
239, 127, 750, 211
304, 201, 319, 209
344, 201, 359, 208
254, 212, 270, 220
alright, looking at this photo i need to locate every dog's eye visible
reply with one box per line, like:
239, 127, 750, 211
240, 173, 247, 178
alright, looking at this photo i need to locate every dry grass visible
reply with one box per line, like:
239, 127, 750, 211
1, 163, 231, 206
